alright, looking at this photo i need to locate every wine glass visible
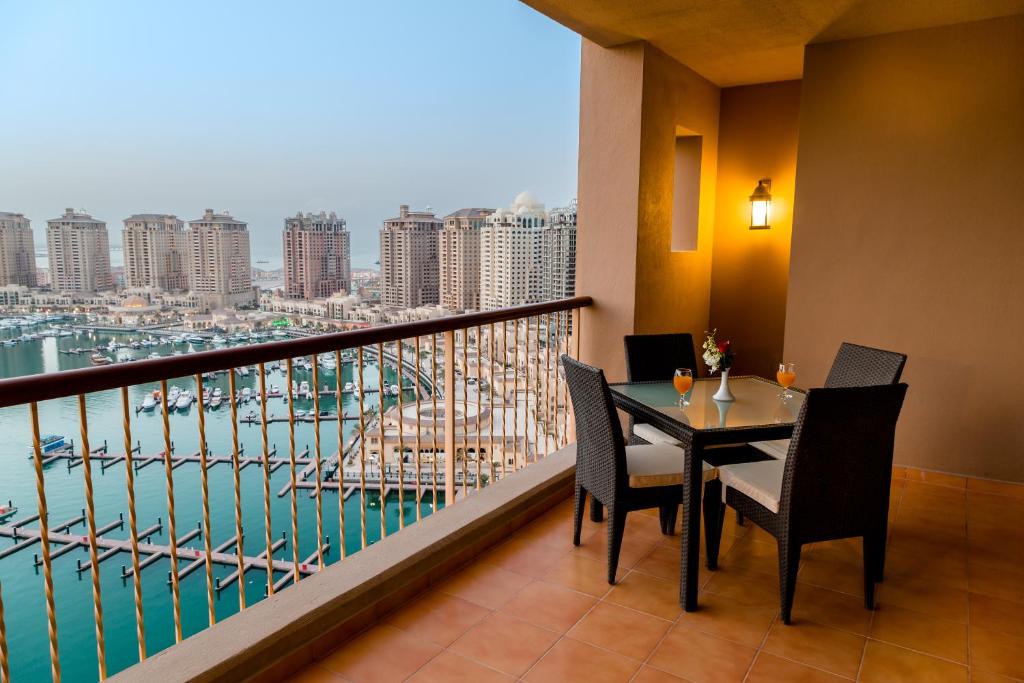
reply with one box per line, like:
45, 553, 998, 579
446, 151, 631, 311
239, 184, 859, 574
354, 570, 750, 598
777, 362, 796, 400
673, 368, 693, 407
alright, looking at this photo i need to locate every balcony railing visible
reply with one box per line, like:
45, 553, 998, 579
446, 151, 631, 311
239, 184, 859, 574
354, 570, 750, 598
0, 296, 590, 683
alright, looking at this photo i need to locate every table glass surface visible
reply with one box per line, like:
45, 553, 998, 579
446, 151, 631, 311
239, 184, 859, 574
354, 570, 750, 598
609, 376, 805, 431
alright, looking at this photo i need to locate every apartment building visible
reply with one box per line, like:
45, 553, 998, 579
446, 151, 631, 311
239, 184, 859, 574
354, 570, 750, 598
282, 211, 351, 300
46, 208, 113, 292
438, 207, 492, 311
379, 204, 442, 308
541, 199, 577, 301
122, 214, 189, 291
187, 209, 255, 309
480, 192, 546, 309
0, 212, 38, 287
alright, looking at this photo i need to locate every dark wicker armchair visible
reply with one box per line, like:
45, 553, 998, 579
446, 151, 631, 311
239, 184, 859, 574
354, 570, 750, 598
562, 355, 714, 584
623, 333, 698, 446
752, 341, 907, 459
710, 383, 909, 624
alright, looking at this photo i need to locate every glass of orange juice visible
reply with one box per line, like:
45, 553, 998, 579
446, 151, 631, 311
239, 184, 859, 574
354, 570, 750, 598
673, 368, 693, 407
777, 362, 796, 399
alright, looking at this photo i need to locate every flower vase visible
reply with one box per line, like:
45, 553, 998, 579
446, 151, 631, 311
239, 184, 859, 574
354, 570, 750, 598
712, 368, 735, 402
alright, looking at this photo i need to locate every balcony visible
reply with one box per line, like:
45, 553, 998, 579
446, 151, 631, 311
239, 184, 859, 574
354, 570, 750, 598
3, 2, 1024, 683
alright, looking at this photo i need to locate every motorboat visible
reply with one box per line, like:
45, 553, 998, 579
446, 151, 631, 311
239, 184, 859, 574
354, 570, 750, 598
39, 434, 66, 454
344, 382, 354, 392
167, 386, 182, 404
90, 353, 113, 366
241, 387, 252, 401
186, 335, 205, 344
175, 391, 193, 411
0, 502, 17, 523
295, 410, 306, 418
212, 335, 227, 345
212, 387, 223, 398
210, 394, 223, 408
141, 395, 156, 411
147, 352, 161, 359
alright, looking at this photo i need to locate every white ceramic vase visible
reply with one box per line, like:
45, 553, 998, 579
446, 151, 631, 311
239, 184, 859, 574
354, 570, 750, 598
712, 368, 735, 402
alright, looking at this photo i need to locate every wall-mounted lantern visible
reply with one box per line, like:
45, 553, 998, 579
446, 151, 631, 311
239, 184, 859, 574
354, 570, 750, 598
749, 178, 772, 229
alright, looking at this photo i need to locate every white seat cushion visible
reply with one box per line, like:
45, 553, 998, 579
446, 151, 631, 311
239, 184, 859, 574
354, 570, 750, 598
633, 423, 682, 446
625, 443, 716, 488
751, 439, 790, 460
718, 459, 786, 513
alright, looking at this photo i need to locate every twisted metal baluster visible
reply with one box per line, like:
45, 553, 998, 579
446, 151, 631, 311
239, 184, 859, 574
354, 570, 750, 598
376, 343, 387, 540
255, 366, 273, 596
413, 336, 422, 521
120, 387, 146, 660
489, 323, 499, 483
334, 350, 346, 559
512, 319, 520, 470
29, 403, 61, 682
159, 380, 182, 642
286, 359, 300, 583
430, 335, 439, 512
543, 313, 551, 458
311, 362, 324, 569
0, 579, 8, 683
461, 330, 469, 495
194, 376, 216, 627
395, 340, 405, 529
229, 370, 246, 610
475, 325, 483, 489
356, 347, 368, 548
77, 395, 107, 679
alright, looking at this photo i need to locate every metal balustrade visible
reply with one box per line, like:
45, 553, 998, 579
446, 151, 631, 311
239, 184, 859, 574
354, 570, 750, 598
0, 297, 588, 682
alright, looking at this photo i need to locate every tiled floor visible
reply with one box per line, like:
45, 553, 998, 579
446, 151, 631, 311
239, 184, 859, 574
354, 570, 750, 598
289, 470, 1024, 682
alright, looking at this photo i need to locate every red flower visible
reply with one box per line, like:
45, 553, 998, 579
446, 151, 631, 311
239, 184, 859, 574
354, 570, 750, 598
717, 340, 730, 353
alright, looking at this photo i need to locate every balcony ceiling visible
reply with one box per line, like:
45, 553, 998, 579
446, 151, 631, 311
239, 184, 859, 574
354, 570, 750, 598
522, 0, 1024, 86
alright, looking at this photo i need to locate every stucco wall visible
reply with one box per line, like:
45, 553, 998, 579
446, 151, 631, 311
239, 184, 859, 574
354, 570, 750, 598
784, 16, 1024, 481
577, 40, 720, 381
709, 81, 801, 377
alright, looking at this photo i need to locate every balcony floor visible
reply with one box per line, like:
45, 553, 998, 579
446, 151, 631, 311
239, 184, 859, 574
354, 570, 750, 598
289, 470, 1024, 682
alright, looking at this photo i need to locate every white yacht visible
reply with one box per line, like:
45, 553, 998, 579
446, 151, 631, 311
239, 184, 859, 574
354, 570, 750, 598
175, 391, 193, 411
141, 395, 156, 411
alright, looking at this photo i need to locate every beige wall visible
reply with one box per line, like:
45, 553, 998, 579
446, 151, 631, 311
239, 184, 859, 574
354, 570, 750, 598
577, 40, 720, 381
709, 81, 801, 377
785, 16, 1024, 482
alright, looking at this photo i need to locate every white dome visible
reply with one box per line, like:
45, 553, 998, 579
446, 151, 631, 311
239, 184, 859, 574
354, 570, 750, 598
513, 190, 540, 210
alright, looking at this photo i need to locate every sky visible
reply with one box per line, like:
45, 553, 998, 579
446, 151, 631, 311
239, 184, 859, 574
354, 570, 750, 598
0, 0, 581, 270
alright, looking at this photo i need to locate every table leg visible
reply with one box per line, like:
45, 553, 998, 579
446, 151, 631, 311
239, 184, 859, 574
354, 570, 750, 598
679, 437, 701, 611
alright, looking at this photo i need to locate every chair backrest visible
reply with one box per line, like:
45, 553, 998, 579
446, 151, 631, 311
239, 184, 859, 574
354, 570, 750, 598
824, 342, 907, 388
780, 383, 908, 541
561, 355, 627, 500
624, 333, 698, 383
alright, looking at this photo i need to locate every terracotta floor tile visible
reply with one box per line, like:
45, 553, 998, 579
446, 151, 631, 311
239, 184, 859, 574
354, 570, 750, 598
385, 591, 490, 647
285, 665, 348, 682
967, 562, 1024, 604
542, 552, 618, 596
703, 565, 781, 608
969, 670, 1024, 683
483, 535, 572, 578
745, 652, 850, 683
970, 625, 1024, 680
878, 577, 970, 623
723, 536, 782, 575
762, 620, 866, 679
573, 528, 658, 571
605, 570, 683, 621
438, 561, 533, 610
675, 591, 776, 647
406, 651, 513, 683
524, 636, 641, 682
969, 592, 1024, 638
647, 624, 757, 683
789, 583, 873, 635
868, 603, 968, 663
319, 624, 441, 683
567, 601, 671, 661
631, 665, 691, 682
885, 548, 968, 590
859, 641, 968, 683
500, 580, 597, 632
449, 612, 560, 677
798, 553, 865, 598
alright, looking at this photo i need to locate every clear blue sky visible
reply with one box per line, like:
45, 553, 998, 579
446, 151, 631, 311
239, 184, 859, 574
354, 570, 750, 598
0, 0, 580, 269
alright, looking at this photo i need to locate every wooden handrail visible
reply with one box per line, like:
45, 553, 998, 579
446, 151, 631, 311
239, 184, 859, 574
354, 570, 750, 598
0, 297, 591, 408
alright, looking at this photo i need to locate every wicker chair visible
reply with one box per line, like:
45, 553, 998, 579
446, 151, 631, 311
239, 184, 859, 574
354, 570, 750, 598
751, 342, 907, 459
710, 383, 908, 624
623, 333, 698, 446
562, 355, 715, 583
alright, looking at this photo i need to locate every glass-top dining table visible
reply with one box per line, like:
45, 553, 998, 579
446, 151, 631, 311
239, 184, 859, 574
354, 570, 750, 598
608, 376, 806, 611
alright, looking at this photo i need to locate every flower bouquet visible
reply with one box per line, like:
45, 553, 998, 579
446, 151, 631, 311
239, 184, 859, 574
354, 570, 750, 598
702, 329, 736, 401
